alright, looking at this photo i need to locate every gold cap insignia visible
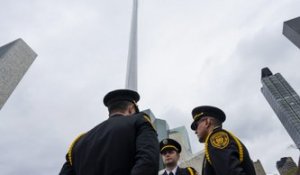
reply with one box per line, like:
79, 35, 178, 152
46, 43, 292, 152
193, 112, 204, 121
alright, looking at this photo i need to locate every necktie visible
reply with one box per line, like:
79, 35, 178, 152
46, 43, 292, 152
169, 172, 174, 175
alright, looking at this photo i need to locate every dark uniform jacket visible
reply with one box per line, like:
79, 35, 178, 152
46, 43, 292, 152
59, 112, 159, 175
202, 127, 256, 175
161, 166, 197, 175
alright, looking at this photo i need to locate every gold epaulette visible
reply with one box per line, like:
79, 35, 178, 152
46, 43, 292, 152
204, 132, 213, 164
143, 114, 156, 131
187, 167, 196, 175
67, 133, 85, 165
228, 131, 244, 162
204, 130, 244, 165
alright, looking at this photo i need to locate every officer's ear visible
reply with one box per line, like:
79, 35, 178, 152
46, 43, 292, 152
128, 103, 136, 115
206, 117, 213, 127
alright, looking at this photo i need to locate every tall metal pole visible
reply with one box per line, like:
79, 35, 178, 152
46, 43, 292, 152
125, 0, 138, 91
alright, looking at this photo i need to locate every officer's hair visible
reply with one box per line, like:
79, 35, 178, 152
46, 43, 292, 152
108, 101, 133, 114
208, 117, 222, 128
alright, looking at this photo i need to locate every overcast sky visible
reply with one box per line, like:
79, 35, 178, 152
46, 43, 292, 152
0, 0, 300, 174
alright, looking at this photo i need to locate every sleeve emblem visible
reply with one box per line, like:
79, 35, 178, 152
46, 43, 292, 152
209, 131, 229, 149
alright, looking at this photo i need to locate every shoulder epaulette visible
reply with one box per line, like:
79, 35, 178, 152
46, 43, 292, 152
204, 132, 213, 165
227, 131, 244, 162
142, 113, 156, 131
186, 167, 196, 175
67, 133, 85, 165
204, 130, 244, 165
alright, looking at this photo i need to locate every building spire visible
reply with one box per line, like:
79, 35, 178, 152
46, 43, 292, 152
125, 0, 138, 91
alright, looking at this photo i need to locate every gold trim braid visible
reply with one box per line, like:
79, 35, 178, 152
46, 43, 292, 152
161, 145, 178, 152
143, 115, 156, 130
193, 112, 204, 120
228, 131, 244, 162
67, 133, 85, 165
204, 132, 213, 165
187, 167, 195, 175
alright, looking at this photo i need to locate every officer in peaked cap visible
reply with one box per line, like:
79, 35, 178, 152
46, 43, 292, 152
103, 89, 140, 111
59, 89, 159, 175
160, 138, 182, 154
190, 105, 256, 175
159, 138, 198, 175
191, 106, 225, 133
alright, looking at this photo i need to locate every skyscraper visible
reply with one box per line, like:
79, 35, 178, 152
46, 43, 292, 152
253, 160, 267, 175
261, 67, 300, 148
283, 16, 300, 49
276, 157, 298, 175
0, 39, 37, 110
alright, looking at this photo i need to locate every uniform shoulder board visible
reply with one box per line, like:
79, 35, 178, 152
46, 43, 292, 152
209, 131, 230, 149
186, 167, 197, 175
67, 133, 85, 165
141, 113, 156, 131
142, 112, 151, 121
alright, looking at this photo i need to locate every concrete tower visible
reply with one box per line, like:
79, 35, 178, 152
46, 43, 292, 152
0, 39, 37, 110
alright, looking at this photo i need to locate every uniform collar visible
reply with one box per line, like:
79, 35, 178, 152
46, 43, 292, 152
165, 166, 178, 175
109, 113, 125, 118
212, 126, 222, 132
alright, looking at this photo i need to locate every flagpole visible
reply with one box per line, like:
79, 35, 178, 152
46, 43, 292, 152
125, 0, 138, 91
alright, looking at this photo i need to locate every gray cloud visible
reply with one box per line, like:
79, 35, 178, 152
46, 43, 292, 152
1, 0, 300, 174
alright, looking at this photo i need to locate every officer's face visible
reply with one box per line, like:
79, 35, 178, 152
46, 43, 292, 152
195, 118, 209, 143
161, 149, 180, 166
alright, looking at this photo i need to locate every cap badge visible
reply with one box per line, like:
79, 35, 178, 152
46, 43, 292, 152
193, 112, 204, 121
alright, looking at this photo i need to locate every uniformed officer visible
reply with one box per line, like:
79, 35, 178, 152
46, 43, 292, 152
59, 89, 159, 175
190, 105, 256, 175
159, 138, 198, 175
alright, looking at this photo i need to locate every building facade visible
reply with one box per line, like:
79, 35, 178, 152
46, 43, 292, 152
277, 157, 298, 175
253, 159, 267, 175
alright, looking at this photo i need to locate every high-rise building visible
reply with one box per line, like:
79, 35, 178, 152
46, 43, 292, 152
0, 38, 37, 110
277, 157, 298, 175
260, 67, 300, 148
253, 160, 267, 175
283, 16, 300, 49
